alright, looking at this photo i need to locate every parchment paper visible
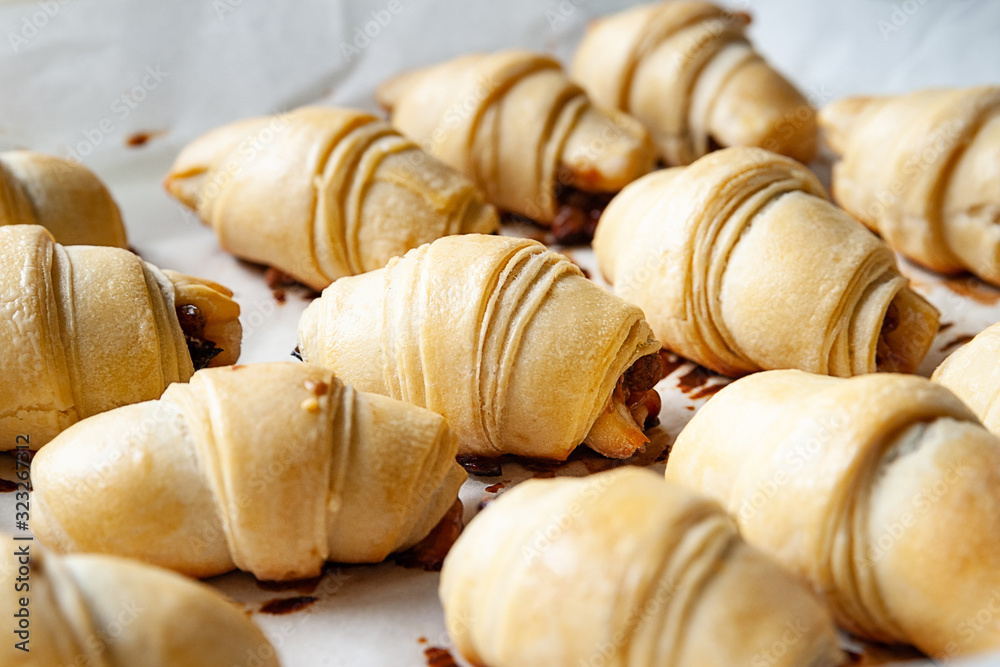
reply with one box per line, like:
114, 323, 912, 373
2, 1, 999, 664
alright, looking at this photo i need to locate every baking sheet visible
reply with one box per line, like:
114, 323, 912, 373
2, 0, 1000, 665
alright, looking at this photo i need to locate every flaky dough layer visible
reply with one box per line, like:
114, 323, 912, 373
441, 468, 845, 667
667, 370, 1000, 657
32, 362, 465, 581
573, 1, 817, 165
594, 147, 939, 377
165, 106, 498, 290
299, 234, 662, 460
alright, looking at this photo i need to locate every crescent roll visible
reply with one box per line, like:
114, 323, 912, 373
0, 225, 240, 451
820, 87, 1000, 285
376, 50, 656, 241
933, 322, 1000, 436
1, 536, 279, 667
0, 150, 127, 247
593, 147, 939, 377
572, 1, 817, 166
441, 467, 845, 667
666, 370, 1000, 658
32, 362, 465, 581
164, 106, 499, 290
298, 234, 664, 461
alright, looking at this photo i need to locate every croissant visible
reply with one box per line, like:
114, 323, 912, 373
441, 467, 845, 667
572, 1, 817, 166
666, 370, 1000, 657
32, 362, 465, 581
0, 225, 240, 451
298, 234, 664, 461
593, 147, 940, 377
1, 536, 279, 666
376, 50, 656, 242
933, 322, 1000, 435
0, 150, 127, 247
820, 87, 1000, 285
164, 106, 499, 291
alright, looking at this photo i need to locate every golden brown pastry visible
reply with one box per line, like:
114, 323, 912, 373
298, 234, 664, 461
821, 87, 1000, 285
164, 106, 499, 290
666, 370, 1000, 658
0, 535, 280, 666
32, 362, 465, 581
593, 147, 939, 377
0, 150, 127, 247
933, 321, 1000, 435
376, 50, 656, 242
441, 467, 846, 667
572, 1, 817, 166
0, 225, 240, 451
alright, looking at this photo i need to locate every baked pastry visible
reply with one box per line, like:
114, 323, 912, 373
0, 535, 279, 666
298, 234, 664, 461
0, 225, 240, 451
441, 467, 845, 667
820, 87, 1000, 285
0, 150, 127, 247
572, 1, 817, 166
164, 106, 499, 290
376, 50, 656, 242
593, 147, 939, 377
666, 370, 1000, 657
32, 362, 465, 581
933, 322, 1000, 435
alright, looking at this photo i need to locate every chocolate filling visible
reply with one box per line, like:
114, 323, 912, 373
501, 184, 616, 245
875, 301, 902, 372
621, 350, 669, 429
550, 183, 616, 245
176, 304, 223, 371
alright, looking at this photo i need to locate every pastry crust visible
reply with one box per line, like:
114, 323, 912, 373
572, 1, 817, 165
0, 225, 240, 450
666, 370, 1000, 657
32, 362, 466, 581
0, 535, 279, 667
933, 321, 1000, 435
298, 234, 662, 461
164, 106, 499, 290
441, 467, 845, 667
820, 87, 1000, 285
0, 150, 127, 247
593, 147, 939, 377
376, 50, 656, 227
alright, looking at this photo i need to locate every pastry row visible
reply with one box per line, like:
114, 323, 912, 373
5, 111, 996, 448
3, 9, 998, 283
21, 334, 1000, 664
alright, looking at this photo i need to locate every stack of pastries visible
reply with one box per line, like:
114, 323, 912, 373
8, 1, 1000, 665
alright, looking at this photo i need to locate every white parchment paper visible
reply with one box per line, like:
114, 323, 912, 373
2, 1, 1000, 665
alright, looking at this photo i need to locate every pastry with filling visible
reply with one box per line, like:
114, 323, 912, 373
32, 362, 465, 581
820, 86, 1000, 285
0, 535, 280, 666
667, 370, 1000, 657
441, 467, 846, 667
165, 106, 499, 290
298, 234, 664, 460
376, 50, 657, 243
593, 147, 939, 377
0, 225, 240, 450
572, 1, 817, 165
0, 149, 127, 247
